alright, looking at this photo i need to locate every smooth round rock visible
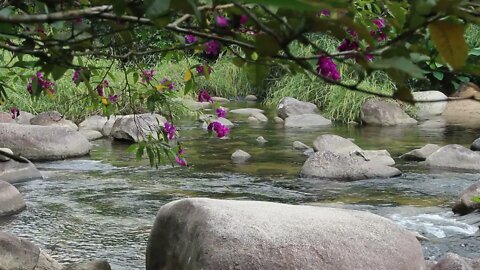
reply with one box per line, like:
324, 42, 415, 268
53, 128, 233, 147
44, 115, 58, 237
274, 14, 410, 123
30, 111, 78, 130
230, 108, 264, 115
400, 144, 441, 161
0, 147, 13, 161
111, 113, 167, 142
231, 149, 251, 164
0, 159, 42, 184
413, 91, 448, 119
245, 95, 258, 101
0, 180, 25, 217
277, 97, 318, 119
293, 141, 310, 150
425, 144, 480, 171
284, 114, 331, 128
361, 99, 417, 126
79, 115, 108, 132
256, 136, 268, 144
471, 138, 480, 151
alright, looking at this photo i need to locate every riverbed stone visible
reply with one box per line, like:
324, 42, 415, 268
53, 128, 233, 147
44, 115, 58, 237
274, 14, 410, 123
64, 259, 112, 270
230, 108, 264, 115
451, 82, 480, 99
0, 147, 13, 161
471, 138, 480, 151
201, 118, 234, 129
250, 112, 268, 123
413, 91, 448, 119
0, 123, 91, 161
101, 116, 122, 137
442, 83, 480, 128
0, 181, 25, 217
293, 141, 310, 150
184, 100, 211, 110
146, 198, 424, 270
361, 99, 417, 126
0, 232, 62, 270
0, 112, 15, 123
300, 151, 401, 180
79, 129, 104, 141
425, 144, 480, 171
231, 149, 251, 164
256, 136, 268, 144
313, 134, 361, 153
400, 144, 441, 161
211, 97, 229, 103
273, 116, 284, 123
452, 180, 480, 215
430, 253, 480, 270
277, 97, 318, 119
0, 158, 42, 184
245, 94, 258, 101
79, 115, 108, 132
284, 114, 331, 128
30, 111, 78, 130
14, 111, 34, 125
111, 113, 167, 142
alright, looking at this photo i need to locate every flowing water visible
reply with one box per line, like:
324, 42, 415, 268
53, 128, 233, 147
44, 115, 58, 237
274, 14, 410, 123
1, 102, 480, 269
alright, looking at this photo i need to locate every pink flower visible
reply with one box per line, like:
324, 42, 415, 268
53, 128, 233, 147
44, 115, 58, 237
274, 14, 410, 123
216, 107, 227, 118
175, 155, 187, 166
373, 18, 386, 29
10, 107, 19, 119
161, 78, 174, 90
108, 94, 118, 103
198, 90, 213, 102
338, 39, 359, 52
196, 65, 213, 76
142, 69, 155, 83
204, 40, 221, 56
239, 15, 249, 25
185, 34, 198, 44
316, 56, 341, 81
207, 121, 230, 138
27, 71, 55, 94
216, 16, 229, 27
163, 122, 176, 140
72, 69, 81, 82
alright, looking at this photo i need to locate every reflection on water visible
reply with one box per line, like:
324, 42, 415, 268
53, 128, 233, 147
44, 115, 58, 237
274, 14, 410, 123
1, 102, 480, 269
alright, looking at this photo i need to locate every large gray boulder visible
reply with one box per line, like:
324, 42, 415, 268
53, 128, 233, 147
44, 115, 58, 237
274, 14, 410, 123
230, 108, 264, 115
413, 91, 448, 119
0, 123, 92, 161
429, 253, 480, 270
400, 144, 441, 161
110, 113, 167, 142
78, 115, 108, 132
0, 158, 42, 184
361, 100, 417, 126
79, 129, 103, 141
0, 180, 25, 217
146, 198, 425, 270
0, 232, 62, 270
452, 180, 480, 215
64, 259, 112, 270
300, 151, 401, 180
313, 134, 361, 153
471, 138, 480, 151
425, 144, 480, 171
284, 114, 331, 128
101, 115, 123, 137
277, 97, 318, 119
30, 111, 78, 130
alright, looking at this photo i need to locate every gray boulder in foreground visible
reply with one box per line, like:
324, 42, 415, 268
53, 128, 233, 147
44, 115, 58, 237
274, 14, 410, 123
472, 138, 480, 151
0, 158, 42, 184
0, 180, 25, 217
300, 151, 401, 180
425, 144, 480, 171
361, 99, 417, 126
277, 97, 318, 119
146, 198, 425, 270
0, 232, 62, 270
110, 113, 167, 142
284, 114, 331, 128
400, 144, 441, 161
0, 123, 92, 161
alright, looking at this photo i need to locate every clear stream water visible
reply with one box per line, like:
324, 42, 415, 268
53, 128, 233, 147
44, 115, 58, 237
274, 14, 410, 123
1, 102, 480, 269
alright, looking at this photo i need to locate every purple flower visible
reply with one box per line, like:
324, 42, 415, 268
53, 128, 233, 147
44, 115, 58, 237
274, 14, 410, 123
317, 9, 330, 16
108, 94, 118, 103
142, 69, 155, 83
96, 84, 104, 96
103, 79, 110, 88
370, 30, 388, 42
163, 122, 176, 140
185, 34, 198, 44
27, 71, 55, 94
204, 40, 221, 56
373, 18, 386, 29
178, 148, 186, 155
216, 16, 229, 27
161, 78, 174, 90
198, 90, 213, 102
239, 15, 249, 25
316, 56, 341, 81
72, 69, 81, 82
207, 121, 230, 138
175, 155, 187, 166
338, 39, 359, 52
216, 107, 227, 118
196, 65, 212, 76
347, 28, 358, 39
10, 107, 19, 119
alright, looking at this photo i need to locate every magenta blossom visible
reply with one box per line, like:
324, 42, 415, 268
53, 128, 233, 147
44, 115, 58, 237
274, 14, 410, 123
204, 40, 221, 56
96, 80, 109, 96
10, 107, 19, 119
178, 147, 186, 155
27, 72, 55, 94
317, 9, 330, 16
161, 78, 174, 90
196, 65, 213, 76
347, 28, 358, 39
142, 69, 155, 83
373, 18, 386, 29
163, 122, 176, 140
72, 69, 81, 82
185, 34, 198, 44
316, 56, 341, 81
108, 94, 118, 103
216, 107, 227, 118
175, 155, 187, 166
198, 90, 213, 102
208, 121, 230, 138
370, 30, 388, 42
216, 16, 229, 27
338, 39, 359, 52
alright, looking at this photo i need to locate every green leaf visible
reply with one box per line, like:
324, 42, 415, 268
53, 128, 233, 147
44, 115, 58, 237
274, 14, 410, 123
232, 58, 246, 67
428, 21, 468, 70
127, 143, 139, 153
246, 63, 270, 86
184, 79, 194, 94
51, 65, 68, 80
469, 48, 480, 56
432, 71, 444, 80
145, 0, 171, 19
255, 34, 281, 57
387, 2, 406, 30
136, 144, 145, 160
113, 0, 127, 15
371, 57, 424, 78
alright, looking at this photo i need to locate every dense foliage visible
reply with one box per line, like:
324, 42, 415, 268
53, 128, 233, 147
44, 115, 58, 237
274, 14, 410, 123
0, 0, 479, 165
